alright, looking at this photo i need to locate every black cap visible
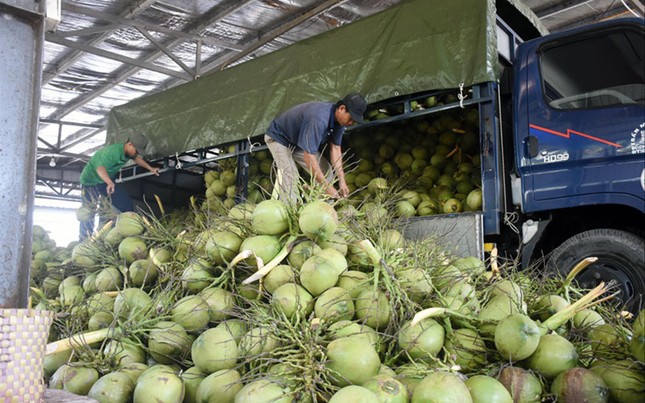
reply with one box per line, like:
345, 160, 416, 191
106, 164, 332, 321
127, 133, 148, 153
342, 93, 367, 124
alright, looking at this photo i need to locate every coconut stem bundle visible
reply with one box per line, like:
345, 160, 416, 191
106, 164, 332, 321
540, 281, 613, 334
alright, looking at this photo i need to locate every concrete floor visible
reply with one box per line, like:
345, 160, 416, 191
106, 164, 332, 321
44, 389, 97, 402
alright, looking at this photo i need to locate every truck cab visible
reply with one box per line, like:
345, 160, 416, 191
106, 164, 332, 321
510, 18, 645, 307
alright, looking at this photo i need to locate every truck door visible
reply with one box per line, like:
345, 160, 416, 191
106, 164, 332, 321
516, 20, 645, 214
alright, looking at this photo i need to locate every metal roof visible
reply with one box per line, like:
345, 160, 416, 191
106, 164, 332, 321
35, 0, 644, 202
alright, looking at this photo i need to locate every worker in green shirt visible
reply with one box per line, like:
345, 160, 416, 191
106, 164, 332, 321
79, 134, 159, 240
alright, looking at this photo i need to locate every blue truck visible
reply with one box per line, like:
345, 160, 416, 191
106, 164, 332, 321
107, 0, 644, 308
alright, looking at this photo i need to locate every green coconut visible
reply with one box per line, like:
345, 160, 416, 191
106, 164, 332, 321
71, 242, 97, 268
328, 320, 380, 350
300, 254, 343, 296
262, 264, 296, 294
128, 259, 159, 286
118, 363, 149, 384
271, 283, 314, 319
172, 294, 210, 332
199, 287, 235, 322
181, 259, 215, 294
362, 374, 408, 403
495, 314, 541, 361
103, 339, 146, 367
113, 288, 153, 322
397, 267, 434, 303
326, 336, 381, 386
205, 231, 243, 265
591, 359, 645, 403
133, 366, 184, 403
191, 327, 239, 374
234, 379, 292, 403
337, 270, 370, 299
59, 284, 84, 306
118, 237, 148, 264
465, 375, 513, 403
572, 309, 605, 329
355, 289, 391, 330
630, 327, 645, 362
229, 202, 255, 220
94, 266, 123, 292
239, 326, 280, 357
43, 349, 73, 379
452, 256, 486, 277
50, 364, 100, 395
287, 240, 321, 269
489, 280, 524, 305
398, 318, 445, 362
87, 372, 135, 403
443, 328, 487, 371
395, 363, 430, 400
115, 211, 145, 236
395, 200, 416, 217
587, 323, 621, 358
180, 366, 206, 403
88, 311, 114, 331
551, 367, 609, 403
318, 232, 348, 256
526, 333, 579, 379
104, 227, 124, 247
412, 371, 473, 403
86, 292, 116, 314
479, 294, 525, 335
147, 321, 191, 364
329, 385, 380, 403
239, 235, 281, 268
314, 287, 355, 324
251, 199, 289, 235
299, 200, 339, 242
533, 294, 570, 322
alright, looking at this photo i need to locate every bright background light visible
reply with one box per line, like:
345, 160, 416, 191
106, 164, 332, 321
33, 199, 81, 247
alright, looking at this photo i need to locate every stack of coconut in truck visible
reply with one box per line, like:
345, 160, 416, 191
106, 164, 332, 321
31, 0, 643, 401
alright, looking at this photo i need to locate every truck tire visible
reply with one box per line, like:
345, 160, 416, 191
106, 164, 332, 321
546, 229, 644, 310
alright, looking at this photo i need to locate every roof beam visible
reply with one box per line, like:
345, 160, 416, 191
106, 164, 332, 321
45, 33, 192, 81
135, 26, 196, 77
61, 3, 244, 51
42, 0, 256, 124
535, 0, 594, 19
42, 0, 158, 85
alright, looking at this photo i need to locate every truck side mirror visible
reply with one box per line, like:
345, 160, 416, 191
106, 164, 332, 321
526, 136, 539, 158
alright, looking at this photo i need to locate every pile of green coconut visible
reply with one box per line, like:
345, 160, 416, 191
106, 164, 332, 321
30, 187, 643, 403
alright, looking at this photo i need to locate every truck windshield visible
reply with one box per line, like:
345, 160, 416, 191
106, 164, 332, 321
540, 26, 645, 110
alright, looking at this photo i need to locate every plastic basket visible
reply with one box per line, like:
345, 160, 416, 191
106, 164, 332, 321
0, 309, 53, 403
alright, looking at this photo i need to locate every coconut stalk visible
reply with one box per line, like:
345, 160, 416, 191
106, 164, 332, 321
242, 235, 298, 284
411, 307, 477, 327
558, 257, 597, 302
540, 281, 615, 334
46, 327, 121, 356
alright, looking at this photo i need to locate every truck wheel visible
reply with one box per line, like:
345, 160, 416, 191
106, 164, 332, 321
546, 229, 644, 310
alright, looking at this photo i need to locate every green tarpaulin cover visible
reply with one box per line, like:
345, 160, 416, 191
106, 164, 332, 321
107, 0, 544, 158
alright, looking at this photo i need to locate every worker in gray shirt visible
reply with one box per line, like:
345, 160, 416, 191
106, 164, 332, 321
265, 92, 367, 201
